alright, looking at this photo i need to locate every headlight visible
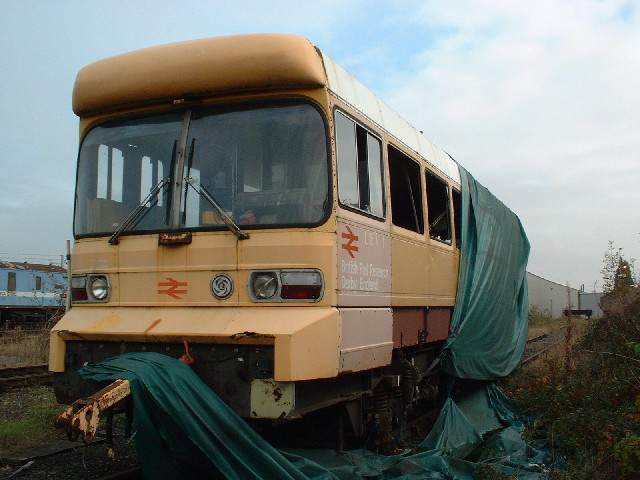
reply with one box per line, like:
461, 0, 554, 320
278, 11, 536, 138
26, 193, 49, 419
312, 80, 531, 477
248, 269, 324, 302
90, 276, 109, 300
251, 272, 278, 299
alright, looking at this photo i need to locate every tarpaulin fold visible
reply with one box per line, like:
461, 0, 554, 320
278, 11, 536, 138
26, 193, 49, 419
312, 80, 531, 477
441, 165, 531, 379
79, 353, 560, 480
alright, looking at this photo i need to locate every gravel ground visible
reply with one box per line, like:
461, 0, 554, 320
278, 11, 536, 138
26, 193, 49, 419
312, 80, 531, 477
0, 440, 140, 480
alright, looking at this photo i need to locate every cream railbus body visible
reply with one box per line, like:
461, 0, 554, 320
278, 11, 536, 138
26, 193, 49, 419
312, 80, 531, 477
51, 34, 463, 433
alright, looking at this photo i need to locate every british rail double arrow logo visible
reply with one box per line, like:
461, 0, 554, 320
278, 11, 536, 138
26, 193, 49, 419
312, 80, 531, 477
158, 277, 187, 299
341, 226, 359, 258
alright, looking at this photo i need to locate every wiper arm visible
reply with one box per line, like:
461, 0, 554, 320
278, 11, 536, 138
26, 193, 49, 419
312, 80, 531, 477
108, 178, 170, 245
185, 176, 249, 240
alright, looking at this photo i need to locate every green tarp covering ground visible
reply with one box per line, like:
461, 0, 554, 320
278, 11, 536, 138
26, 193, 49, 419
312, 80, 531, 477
442, 166, 531, 379
79, 353, 561, 479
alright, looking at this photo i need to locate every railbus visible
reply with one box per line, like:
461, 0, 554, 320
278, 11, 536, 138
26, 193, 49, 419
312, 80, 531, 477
51, 34, 470, 437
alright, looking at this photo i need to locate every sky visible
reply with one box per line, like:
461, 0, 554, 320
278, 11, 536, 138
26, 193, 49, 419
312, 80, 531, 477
0, 0, 638, 290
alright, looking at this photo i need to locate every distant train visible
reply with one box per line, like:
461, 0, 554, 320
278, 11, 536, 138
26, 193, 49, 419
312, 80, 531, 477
1, 261, 66, 329
50, 34, 529, 438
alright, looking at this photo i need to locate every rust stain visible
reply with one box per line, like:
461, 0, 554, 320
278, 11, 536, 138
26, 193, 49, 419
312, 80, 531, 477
273, 387, 283, 402
144, 319, 162, 335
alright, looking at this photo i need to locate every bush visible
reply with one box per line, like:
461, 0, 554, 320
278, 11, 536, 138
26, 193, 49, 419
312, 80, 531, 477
507, 289, 640, 479
528, 305, 553, 326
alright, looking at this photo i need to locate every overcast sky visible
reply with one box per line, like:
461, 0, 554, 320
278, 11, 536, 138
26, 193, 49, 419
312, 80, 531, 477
0, 0, 638, 290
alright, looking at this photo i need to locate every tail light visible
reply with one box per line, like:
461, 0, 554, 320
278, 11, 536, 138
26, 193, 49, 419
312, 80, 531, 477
249, 269, 323, 302
280, 271, 322, 300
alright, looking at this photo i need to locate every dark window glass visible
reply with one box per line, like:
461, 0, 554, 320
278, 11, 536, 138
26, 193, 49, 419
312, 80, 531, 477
7, 272, 16, 292
335, 111, 384, 218
426, 171, 451, 244
388, 146, 424, 233
35, 276, 42, 291
452, 189, 461, 248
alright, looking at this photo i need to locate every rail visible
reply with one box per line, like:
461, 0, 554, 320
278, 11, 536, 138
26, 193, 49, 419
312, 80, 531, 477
0, 364, 51, 390
521, 325, 569, 366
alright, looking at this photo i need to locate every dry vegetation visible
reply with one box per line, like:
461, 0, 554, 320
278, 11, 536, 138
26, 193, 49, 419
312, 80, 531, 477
0, 330, 50, 368
504, 288, 640, 479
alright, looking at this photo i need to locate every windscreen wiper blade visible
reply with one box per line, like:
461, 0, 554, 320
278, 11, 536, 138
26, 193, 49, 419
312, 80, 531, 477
108, 178, 170, 245
185, 176, 249, 240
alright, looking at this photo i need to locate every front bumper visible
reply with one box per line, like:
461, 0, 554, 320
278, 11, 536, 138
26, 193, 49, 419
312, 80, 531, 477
49, 306, 341, 381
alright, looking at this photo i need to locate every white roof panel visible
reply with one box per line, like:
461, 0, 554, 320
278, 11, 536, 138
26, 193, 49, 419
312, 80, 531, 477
322, 52, 460, 185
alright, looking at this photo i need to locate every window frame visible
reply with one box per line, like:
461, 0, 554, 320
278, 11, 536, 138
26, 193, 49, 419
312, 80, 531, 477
452, 188, 461, 249
73, 98, 333, 240
333, 107, 386, 222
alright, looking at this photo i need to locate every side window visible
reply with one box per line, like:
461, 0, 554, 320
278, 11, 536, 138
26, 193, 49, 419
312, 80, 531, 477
452, 189, 461, 249
426, 171, 451, 244
35, 276, 42, 291
7, 272, 16, 292
335, 111, 384, 218
388, 146, 424, 233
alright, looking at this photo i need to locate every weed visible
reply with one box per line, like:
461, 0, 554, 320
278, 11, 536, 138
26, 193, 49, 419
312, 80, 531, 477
506, 289, 640, 479
528, 305, 553, 326
0, 329, 50, 368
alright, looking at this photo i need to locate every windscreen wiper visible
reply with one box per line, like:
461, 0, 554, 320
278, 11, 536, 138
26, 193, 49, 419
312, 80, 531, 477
185, 176, 249, 240
108, 178, 170, 245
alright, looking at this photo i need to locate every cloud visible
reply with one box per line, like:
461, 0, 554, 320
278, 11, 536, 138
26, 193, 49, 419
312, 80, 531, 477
0, 0, 637, 289
382, 0, 640, 286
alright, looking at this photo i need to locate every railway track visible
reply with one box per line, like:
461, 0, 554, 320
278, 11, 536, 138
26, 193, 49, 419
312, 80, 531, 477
0, 363, 51, 391
522, 326, 568, 366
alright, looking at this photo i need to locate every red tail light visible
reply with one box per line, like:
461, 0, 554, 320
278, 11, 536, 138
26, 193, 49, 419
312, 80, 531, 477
280, 284, 322, 300
71, 287, 89, 302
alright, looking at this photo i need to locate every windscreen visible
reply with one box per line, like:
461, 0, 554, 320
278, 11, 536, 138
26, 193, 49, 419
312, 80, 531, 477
181, 103, 329, 228
75, 113, 182, 236
74, 102, 329, 237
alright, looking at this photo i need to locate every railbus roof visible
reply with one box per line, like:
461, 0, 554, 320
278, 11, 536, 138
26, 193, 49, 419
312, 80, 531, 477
73, 33, 460, 185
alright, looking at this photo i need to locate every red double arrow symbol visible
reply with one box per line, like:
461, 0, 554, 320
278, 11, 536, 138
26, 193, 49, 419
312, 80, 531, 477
158, 277, 187, 299
341, 226, 359, 258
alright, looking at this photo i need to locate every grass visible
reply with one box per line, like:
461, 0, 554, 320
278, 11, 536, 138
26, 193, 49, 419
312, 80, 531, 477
0, 386, 65, 457
0, 322, 63, 457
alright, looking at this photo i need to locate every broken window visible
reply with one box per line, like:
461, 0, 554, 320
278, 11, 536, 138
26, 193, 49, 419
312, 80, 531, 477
388, 146, 424, 233
335, 111, 384, 218
452, 189, 461, 248
426, 171, 451, 244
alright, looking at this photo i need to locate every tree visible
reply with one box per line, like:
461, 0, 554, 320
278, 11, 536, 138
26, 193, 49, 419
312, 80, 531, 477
601, 241, 636, 293
615, 259, 634, 289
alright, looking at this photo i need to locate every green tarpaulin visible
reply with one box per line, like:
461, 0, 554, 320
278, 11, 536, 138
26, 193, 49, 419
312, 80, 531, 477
75, 165, 536, 478
441, 166, 530, 379
79, 353, 561, 479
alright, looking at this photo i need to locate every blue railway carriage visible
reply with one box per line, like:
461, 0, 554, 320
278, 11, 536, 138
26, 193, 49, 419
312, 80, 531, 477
0, 261, 67, 329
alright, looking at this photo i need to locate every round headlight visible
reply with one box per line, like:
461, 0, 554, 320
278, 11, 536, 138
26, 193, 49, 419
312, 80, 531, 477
252, 273, 278, 299
90, 276, 109, 300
